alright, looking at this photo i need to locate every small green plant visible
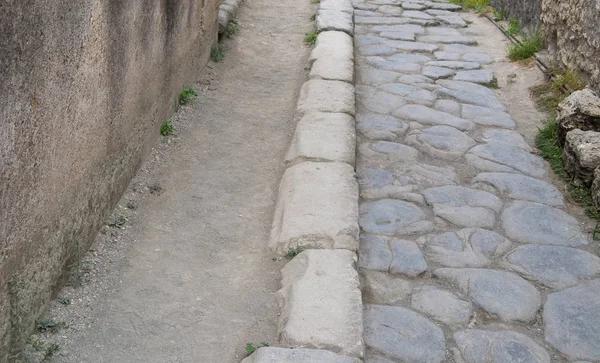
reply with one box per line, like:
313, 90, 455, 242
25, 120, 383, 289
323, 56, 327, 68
285, 245, 306, 258
211, 43, 225, 62
484, 76, 499, 89
58, 295, 71, 305
507, 17, 520, 35
36, 320, 61, 333
492, 8, 507, 21
226, 20, 240, 37
107, 213, 127, 229
449, 0, 490, 12
304, 28, 318, 46
507, 33, 542, 61
245, 341, 270, 356
160, 120, 175, 136
149, 183, 163, 195
179, 87, 197, 105
311, 0, 320, 3
550, 69, 586, 94
126, 200, 137, 210
43, 343, 60, 361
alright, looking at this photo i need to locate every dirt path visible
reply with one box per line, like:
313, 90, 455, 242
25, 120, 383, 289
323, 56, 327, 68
42, 0, 313, 361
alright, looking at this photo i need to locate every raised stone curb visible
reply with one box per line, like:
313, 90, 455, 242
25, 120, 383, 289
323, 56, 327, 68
241, 347, 361, 363
218, 0, 243, 34
277, 250, 364, 357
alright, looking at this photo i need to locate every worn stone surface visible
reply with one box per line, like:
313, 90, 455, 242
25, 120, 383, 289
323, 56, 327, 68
359, 199, 434, 236
504, 245, 600, 289
364, 304, 446, 363
360, 270, 412, 305
242, 347, 361, 363
317, 9, 354, 35
297, 80, 355, 115
557, 88, 600, 146
422, 65, 455, 79
453, 70, 494, 84
563, 129, 600, 187
270, 162, 359, 252
357, 85, 407, 114
465, 142, 547, 178
544, 279, 600, 361
286, 113, 356, 166
454, 330, 550, 363
461, 104, 516, 128
479, 129, 531, 151
278, 250, 363, 357
436, 87, 506, 111
359, 141, 419, 167
393, 104, 475, 130
411, 286, 472, 326
425, 228, 512, 267
472, 172, 564, 206
405, 125, 476, 160
433, 99, 461, 115
310, 55, 354, 82
501, 201, 588, 247
419, 35, 476, 45
356, 113, 409, 141
309, 31, 354, 66
389, 239, 427, 276
434, 268, 541, 322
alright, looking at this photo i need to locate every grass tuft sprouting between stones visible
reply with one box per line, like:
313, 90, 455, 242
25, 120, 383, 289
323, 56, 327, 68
507, 33, 542, 61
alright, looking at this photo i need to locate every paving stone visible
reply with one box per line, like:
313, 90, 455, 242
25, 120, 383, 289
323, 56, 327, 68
359, 234, 392, 271
436, 14, 467, 28
356, 34, 388, 46
462, 52, 493, 64
364, 304, 446, 363
317, 9, 354, 35
360, 269, 412, 305
278, 250, 363, 356
443, 43, 483, 54
309, 31, 354, 67
411, 286, 472, 326
419, 35, 477, 45
359, 141, 419, 166
393, 104, 475, 130
434, 268, 541, 322
354, 3, 379, 10
504, 245, 600, 289
378, 83, 426, 98
364, 353, 396, 363
405, 125, 476, 160
465, 142, 546, 177
436, 87, 506, 111
398, 74, 434, 84
359, 199, 435, 236
357, 44, 396, 56
389, 239, 427, 276
402, 10, 434, 19
354, 9, 380, 17
378, 31, 416, 40
436, 79, 496, 97
426, 60, 480, 70
269, 162, 359, 253
356, 85, 407, 113
386, 52, 432, 64
401, 2, 427, 10
422, 65, 455, 79
454, 330, 550, 363
425, 228, 512, 267
544, 279, 600, 361
286, 113, 355, 166
434, 51, 461, 60
377, 5, 404, 16
371, 24, 426, 34
428, 2, 462, 11
383, 39, 439, 53
357, 66, 403, 86
480, 129, 532, 151
472, 173, 563, 206
355, 16, 411, 25
425, 9, 454, 16
423, 186, 502, 228
433, 99, 461, 116
394, 163, 460, 187
501, 201, 587, 247
461, 104, 516, 128
454, 69, 494, 84
297, 80, 355, 115
356, 113, 409, 141
242, 347, 361, 363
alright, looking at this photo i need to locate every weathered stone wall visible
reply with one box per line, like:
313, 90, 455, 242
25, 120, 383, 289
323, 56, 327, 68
490, 0, 600, 93
0, 0, 218, 359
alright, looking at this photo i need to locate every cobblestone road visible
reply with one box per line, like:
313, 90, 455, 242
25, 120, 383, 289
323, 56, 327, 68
353, 1, 600, 362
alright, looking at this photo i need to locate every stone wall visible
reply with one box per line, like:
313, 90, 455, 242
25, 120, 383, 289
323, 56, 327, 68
0, 0, 218, 359
489, 0, 600, 93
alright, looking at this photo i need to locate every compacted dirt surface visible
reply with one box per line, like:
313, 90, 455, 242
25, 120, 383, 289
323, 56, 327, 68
27, 0, 314, 361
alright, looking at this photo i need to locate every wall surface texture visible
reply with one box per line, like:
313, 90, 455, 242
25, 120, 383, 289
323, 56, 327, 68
0, 0, 218, 359
490, 0, 600, 93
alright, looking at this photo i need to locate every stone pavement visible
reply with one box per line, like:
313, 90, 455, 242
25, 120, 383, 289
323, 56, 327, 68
353, 1, 600, 362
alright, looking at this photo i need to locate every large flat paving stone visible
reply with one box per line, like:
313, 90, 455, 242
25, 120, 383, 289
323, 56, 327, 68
419, 35, 477, 45
377, 83, 436, 105
461, 104, 516, 128
286, 113, 356, 166
472, 172, 564, 206
242, 347, 361, 363
425, 228, 512, 267
357, 235, 427, 276
383, 39, 440, 53
437, 79, 496, 97
453, 69, 494, 84
454, 330, 550, 363
366, 57, 422, 73
393, 104, 475, 131
465, 142, 547, 178
504, 245, 600, 289
436, 14, 467, 27
360, 269, 412, 305
359, 199, 435, 236
501, 201, 588, 247
371, 24, 426, 34
434, 268, 541, 322
421, 65, 455, 79
297, 80, 355, 115
405, 125, 476, 160
389, 239, 427, 276
357, 167, 423, 203
364, 304, 446, 363
277, 250, 363, 357
423, 186, 502, 228
359, 141, 418, 167
356, 85, 407, 114
411, 285, 472, 326
426, 60, 480, 70
356, 113, 409, 141
269, 162, 359, 253
544, 279, 600, 361
436, 87, 506, 111
357, 66, 403, 86
479, 129, 532, 151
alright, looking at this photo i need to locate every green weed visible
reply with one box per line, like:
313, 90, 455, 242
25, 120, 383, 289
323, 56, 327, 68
449, 0, 490, 12
245, 341, 270, 356
492, 8, 507, 21
58, 295, 71, 305
484, 76, 499, 89
550, 68, 586, 94
507, 17, 520, 35
305, 28, 318, 46
311, 0, 320, 3
285, 245, 306, 258
160, 120, 175, 136
211, 43, 225, 62
179, 87, 197, 105
507, 33, 542, 61
226, 20, 240, 37
36, 320, 62, 333
107, 213, 127, 229
43, 344, 60, 361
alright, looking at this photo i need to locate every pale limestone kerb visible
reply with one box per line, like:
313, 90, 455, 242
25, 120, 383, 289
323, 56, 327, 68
317, 9, 354, 36
310, 56, 354, 83
319, 0, 354, 14
277, 249, 364, 357
308, 31, 354, 68
285, 112, 356, 167
242, 347, 361, 363
297, 80, 356, 116
269, 161, 359, 253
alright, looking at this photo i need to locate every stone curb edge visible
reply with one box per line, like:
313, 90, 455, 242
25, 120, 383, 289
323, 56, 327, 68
242, 0, 363, 361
